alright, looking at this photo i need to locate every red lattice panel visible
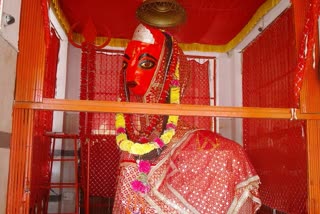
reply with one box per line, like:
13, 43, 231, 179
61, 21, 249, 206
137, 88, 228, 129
242, 8, 307, 213
81, 135, 120, 197
79, 50, 123, 199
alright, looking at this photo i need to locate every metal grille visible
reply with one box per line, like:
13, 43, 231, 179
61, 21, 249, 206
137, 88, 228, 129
242, 8, 307, 213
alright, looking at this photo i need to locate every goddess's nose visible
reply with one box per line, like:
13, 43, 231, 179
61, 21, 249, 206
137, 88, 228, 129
126, 81, 138, 88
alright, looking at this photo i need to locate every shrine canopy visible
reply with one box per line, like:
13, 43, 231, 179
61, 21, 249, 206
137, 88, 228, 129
54, 0, 278, 52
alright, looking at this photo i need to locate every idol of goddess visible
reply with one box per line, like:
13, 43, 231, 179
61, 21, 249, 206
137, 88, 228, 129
113, 24, 261, 214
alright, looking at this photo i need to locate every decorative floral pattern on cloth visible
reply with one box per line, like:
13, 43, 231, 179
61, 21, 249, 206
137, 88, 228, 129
113, 129, 261, 213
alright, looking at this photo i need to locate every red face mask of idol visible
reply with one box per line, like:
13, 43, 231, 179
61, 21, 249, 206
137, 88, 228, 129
123, 24, 165, 96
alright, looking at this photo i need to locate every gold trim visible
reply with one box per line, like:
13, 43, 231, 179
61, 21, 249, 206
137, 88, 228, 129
51, 0, 70, 33
72, 32, 129, 47
51, 0, 280, 51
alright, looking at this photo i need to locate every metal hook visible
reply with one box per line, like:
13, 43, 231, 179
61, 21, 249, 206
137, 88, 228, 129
290, 108, 298, 120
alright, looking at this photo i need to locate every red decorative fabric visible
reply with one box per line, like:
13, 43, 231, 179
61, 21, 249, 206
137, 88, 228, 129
242, 8, 308, 213
30, 29, 60, 209
242, 8, 296, 108
41, 0, 50, 49
181, 59, 212, 130
43, 28, 60, 98
113, 130, 261, 213
293, 0, 319, 107
58, 0, 267, 45
88, 136, 120, 197
79, 47, 123, 200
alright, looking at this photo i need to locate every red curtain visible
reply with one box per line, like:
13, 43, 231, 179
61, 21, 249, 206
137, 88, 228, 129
181, 59, 213, 130
31, 29, 61, 210
79, 50, 122, 199
43, 29, 60, 98
242, 8, 307, 213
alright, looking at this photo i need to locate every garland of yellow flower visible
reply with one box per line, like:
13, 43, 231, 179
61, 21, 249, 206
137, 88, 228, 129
115, 63, 180, 156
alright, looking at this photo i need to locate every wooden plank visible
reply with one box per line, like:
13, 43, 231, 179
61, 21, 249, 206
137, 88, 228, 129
307, 120, 320, 213
13, 98, 320, 120
14, 0, 46, 102
7, 0, 46, 211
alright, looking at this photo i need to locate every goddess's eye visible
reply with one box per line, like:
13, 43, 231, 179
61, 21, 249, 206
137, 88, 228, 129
139, 60, 155, 69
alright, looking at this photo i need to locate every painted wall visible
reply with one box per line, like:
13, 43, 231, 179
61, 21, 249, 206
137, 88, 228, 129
65, 45, 81, 99
0, 148, 9, 214
0, 36, 16, 134
216, 52, 243, 144
0, 0, 21, 50
0, 40, 15, 211
0, 0, 21, 211
0, 0, 21, 136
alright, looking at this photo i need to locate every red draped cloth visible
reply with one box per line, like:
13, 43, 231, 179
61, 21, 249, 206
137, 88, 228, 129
113, 130, 261, 213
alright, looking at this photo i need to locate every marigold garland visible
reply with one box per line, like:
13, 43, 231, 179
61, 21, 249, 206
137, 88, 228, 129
115, 100, 179, 156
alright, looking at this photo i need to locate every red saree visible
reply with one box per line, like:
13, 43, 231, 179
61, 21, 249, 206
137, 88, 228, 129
113, 129, 261, 213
